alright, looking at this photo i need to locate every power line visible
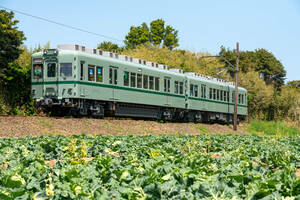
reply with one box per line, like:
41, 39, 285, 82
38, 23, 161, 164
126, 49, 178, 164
0, 5, 123, 44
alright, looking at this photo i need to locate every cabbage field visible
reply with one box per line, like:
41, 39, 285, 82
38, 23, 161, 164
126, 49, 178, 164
0, 134, 299, 199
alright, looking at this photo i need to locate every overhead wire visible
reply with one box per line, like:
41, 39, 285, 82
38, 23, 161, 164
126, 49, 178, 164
0, 5, 123, 44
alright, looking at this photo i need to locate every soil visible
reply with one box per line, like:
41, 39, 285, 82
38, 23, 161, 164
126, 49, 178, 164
0, 116, 249, 138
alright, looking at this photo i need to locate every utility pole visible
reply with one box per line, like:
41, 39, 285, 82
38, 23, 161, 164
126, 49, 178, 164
233, 42, 239, 131
199, 42, 240, 131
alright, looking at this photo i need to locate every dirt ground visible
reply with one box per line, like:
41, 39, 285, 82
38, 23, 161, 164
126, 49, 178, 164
0, 116, 249, 137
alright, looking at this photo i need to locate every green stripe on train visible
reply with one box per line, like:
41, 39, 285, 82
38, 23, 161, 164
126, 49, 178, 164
32, 81, 248, 108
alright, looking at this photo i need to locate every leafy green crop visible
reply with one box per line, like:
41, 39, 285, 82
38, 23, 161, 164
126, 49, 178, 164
0, 134, 299, 199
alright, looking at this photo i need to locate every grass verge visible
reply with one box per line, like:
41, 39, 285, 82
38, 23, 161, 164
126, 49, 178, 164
247, 120, 300, 137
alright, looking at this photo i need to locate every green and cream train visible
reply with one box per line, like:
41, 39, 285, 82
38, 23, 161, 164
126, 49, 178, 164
31, 44, 247, 122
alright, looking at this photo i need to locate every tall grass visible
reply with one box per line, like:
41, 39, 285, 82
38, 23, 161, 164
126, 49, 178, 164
247, 121, 300, 137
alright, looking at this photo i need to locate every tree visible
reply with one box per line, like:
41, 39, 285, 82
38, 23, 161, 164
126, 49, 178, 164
124, 19, 179, 50
163, 25, 179, 51
287, 80, 300, 88
0, 10, 26, 79
97, 41, 123, 53
219, 47, 286, 87
150, 19, 165, 45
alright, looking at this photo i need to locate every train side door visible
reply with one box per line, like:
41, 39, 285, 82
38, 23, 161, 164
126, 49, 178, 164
164, 77, 171, 106
184, 78, 188, 109
109, 66, 119, 101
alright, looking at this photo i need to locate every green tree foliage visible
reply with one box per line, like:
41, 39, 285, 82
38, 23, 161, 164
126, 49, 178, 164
0, 10, 26, 79
287, 80, 300, 88
219, 47, 286, 87
163, 25, 179, 51
124, 19, 179, 50
97, 41, 123, 53
150, 19, 165, 45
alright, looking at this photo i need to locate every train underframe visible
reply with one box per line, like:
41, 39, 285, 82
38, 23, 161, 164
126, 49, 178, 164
36, 97, 246, 123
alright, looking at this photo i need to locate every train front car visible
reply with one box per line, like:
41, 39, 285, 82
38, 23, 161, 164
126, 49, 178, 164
31, 48, 77, 115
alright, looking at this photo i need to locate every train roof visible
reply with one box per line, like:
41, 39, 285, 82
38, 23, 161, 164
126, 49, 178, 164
32, 44, 247, 92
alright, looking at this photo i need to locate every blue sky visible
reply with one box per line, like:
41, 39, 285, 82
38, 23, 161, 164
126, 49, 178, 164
2, 0, 300, 82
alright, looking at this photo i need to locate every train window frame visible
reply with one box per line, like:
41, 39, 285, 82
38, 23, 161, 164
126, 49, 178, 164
130, 72, 136, 87
124, 71, 129, 86
155, 77, 159, 91
221, 90, 224, 101
174, 81, 179, 94
114, 69, 117, 85
227, 91, 229, 102
137, 74, 142, 88
190, 84, 194, 96
179, 82, 183, 95
149, 76, 154, 90
213, 89, 216, 100
96, 66, 103, 83
47, 63, 56, 78
194, 85, 198, 97
143, 75, 148, 89
109, 68, 113, 84
88, 65, 95, 81
164, 78, 170, 93
60, 63, 72, 78
33, 64, 43, 79
80, 62, 84, 80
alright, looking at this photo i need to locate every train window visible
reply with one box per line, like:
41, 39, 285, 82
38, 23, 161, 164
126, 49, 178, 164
216, 89, 219, 100
130, 73, 136, 87
190, 84, 194, 96
232, 92, 235, 103
80, 62, 84, 80
179, 82, 183, 94
149, 76, 154, 90
241, 94, 244, 104
60, 63, 72, 77
137, 74, 142, 88
164, 78, 170, 92
174, 81, 179, 94
33, 64, 43, 79
194, 85, 198, 97
221, 90, 224, 101
226, 91, 229, 102
224, 91, 226, 102
114, 69, 117, 85
209, 88, 212, 99
124, 71, 129, 86
109, 68, 113, 84
201, 85, 206, 98
47, 63, 56, 77
96, 66, 103, 82
88, 65, 95, 81
143, 75, 148, 89
213, 89, 216, 100
155, 77, 159, 91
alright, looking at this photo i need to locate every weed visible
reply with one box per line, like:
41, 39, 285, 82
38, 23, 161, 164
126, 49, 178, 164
194, 125, 210, 134
39, 119, 54, 128
247, 120, 299, 137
